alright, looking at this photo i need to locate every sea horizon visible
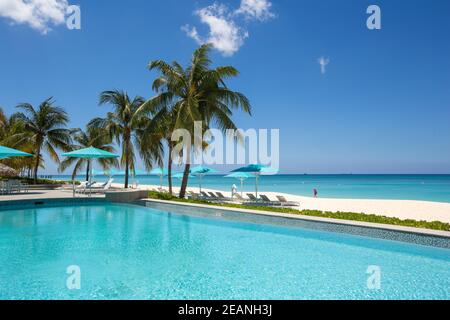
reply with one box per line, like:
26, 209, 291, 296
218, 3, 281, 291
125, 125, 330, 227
53, 173, 450, 204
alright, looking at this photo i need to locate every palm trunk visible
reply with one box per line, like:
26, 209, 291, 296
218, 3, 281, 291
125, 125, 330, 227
179, 142, 192, 199
179, 163, 191, 199
33, 146, 41, 184
124, 138, 130, 189
85, 161, 90, 182
168, 141, 173, 195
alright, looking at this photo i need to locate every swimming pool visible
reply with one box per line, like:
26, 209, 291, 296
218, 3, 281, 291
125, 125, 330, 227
0, 203, 449, 300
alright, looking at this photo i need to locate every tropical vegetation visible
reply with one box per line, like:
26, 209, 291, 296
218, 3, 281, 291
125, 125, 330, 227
13, 98, 73, 183
141, 44, 251, 198
88, 90, 164, 189
59, 127, 118, 181
0, 44, 250, 192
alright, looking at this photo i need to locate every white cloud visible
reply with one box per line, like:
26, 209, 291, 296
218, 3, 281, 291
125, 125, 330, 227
183, 3, 249, 57
318, 57, 330, 74
0, 0, 69, 34
235, 0, 275, 21
183, 1, 274, 57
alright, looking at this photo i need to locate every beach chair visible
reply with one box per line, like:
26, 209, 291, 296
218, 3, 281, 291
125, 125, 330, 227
91, 181, 108, 189
246, 193, 258, 201
75, 181, 93, 194
208, 192, 220, 199
19, 181, 29, 193
200, 191, 212, 200
90, 179, 114, 193
216, 192, 229, 200
187, 191, 198, 200
0, 181, 9, 195
276, 195, 300, 207
259, 194, 281, 206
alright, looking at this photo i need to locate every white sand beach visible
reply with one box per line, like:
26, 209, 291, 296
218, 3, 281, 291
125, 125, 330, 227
118, 184, 450, 224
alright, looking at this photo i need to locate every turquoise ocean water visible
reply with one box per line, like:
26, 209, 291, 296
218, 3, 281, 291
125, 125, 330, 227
56, 174, 450, 203
0, 203, 449, 300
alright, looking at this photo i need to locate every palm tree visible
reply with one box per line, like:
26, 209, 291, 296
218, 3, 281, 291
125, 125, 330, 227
141, 107, 178, 195
0, 108, 35, 176
59, 127, 118, 180
14, 98, 72, 183
89, 90, 163, 189
141, 44, 251, 198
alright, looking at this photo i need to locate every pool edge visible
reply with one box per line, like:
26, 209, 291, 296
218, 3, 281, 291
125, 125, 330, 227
139, 199, 450, 249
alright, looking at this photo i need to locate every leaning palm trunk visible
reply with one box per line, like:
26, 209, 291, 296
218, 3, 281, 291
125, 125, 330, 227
85, 161, 90, 182
124, 139, 130, 189
33, 147, 41, 184
179, 163, 191, 199
167, 141, 173, 195
179, 146, 192, 198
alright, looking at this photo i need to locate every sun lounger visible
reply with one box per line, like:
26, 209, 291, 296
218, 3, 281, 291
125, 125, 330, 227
90, 179, 114, 193
243, 194, 280, 206
208, 192, 220, 200
91, 181, 108, 189
187, 191, 199, 200
75, 181, 92, 194
216, 192, 229, 200
259, 194, 282, 206
199, 191, 210, 199
246, 193, 258, 201
276, 195, 300, 207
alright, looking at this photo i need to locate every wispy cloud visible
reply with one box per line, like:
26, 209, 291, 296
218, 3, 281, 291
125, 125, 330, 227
182, 3, 249, 57
235, 0, 275, 21
0, 0, 69, 34
318, 56, 330, 74
183, 0, 275, 57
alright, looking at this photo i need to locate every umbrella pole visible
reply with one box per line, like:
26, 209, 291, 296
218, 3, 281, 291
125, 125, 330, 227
240, 178, 244, 197
199, 175, 202, 194
255, 174, 259, 198
89, 159, 93, 197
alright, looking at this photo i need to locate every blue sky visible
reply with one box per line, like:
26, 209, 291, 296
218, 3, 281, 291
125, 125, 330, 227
0, 0, 449, 174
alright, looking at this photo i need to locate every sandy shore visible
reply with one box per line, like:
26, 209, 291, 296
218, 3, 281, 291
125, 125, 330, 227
113, 183, 450, 223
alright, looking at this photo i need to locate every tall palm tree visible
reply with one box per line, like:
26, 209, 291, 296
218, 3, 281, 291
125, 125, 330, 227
141, 44, 251, 198
141, 107, 178, 195
14, 98, 72, 183
0, 108, 34, 176
89, 90, 163, 188
59, 127, 118, 180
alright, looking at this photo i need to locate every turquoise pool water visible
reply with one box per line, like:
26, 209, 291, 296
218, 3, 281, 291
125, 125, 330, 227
58, 174, 450, 203
0, 203, 449, 300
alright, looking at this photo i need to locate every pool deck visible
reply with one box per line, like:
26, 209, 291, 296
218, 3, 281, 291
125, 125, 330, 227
0, 189, 106, 202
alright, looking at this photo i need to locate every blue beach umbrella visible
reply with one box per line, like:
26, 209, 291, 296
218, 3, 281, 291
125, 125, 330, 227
225, 172, 255, 197
232, 164, 278, 197
62, 147, 118, 159
190, 166, 218, 193
0, 146, 32, 158
62, 147, 119, 196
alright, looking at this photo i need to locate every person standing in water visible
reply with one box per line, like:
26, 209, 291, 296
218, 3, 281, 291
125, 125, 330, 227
313, 188, 318, 198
